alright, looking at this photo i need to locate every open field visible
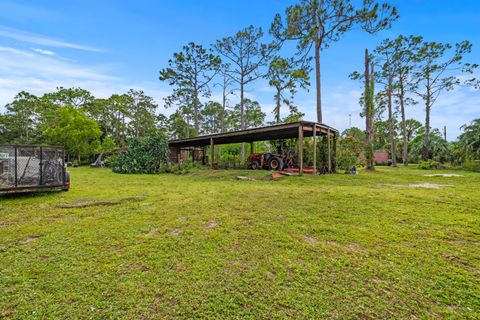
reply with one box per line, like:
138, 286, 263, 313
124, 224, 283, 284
1, 166, 479, 319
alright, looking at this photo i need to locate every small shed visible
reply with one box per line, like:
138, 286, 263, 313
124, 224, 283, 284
168, 121, 338, 175
374, 151, 389, 165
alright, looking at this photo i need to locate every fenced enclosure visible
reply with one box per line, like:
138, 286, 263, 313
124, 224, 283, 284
0, 145, 67, 192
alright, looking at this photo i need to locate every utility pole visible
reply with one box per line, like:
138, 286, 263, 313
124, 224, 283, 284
443, 126, 447, 141
349, 114, 352, 128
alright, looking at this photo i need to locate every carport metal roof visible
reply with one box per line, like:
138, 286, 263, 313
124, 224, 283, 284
168, 121, 337, 148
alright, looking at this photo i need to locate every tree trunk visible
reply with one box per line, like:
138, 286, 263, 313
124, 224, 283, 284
275, 89, 281, 123
400, 83, 408, 166
315, 39, 322, 123
221, 85, 226, 133
387, 76, 397, 167
193, 81, 199, 137
423, 99, 431, 161
364, 49, 375, 170
240, 79, 245, 161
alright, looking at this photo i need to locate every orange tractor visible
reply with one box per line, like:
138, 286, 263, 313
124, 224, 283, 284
248, 152, 294, 171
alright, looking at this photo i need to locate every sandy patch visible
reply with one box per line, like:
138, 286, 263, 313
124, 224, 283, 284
18, 236, 41, 244
408, 183, 454, 189
205, 219, 218, 229
147, 228, 160, 236
423, 174, 463, 177
386, 183, 453, 189
168, 228, 182, 236
303, 236, 318, 246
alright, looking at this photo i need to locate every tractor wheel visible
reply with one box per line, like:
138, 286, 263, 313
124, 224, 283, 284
268, 157, 284, 171
250, 160, 260, 170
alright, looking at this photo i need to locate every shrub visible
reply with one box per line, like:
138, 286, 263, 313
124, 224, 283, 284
462, 161, 480, 172
417, 160, 444, 170
111, 131, 170, 174
168, 162, 201, 175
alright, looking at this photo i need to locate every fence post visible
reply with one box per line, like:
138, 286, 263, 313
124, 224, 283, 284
39, 146, 43, 186
14, 146, 18, 188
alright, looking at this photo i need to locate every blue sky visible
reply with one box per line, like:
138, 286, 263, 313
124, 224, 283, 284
0, 0, 479, 140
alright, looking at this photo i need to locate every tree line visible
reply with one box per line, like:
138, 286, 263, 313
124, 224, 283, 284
1, 0, 478, 166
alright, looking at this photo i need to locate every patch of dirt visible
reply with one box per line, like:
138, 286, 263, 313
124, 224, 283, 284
18, 236, 41, 244
0, 221, 13, 228
57, 196, 145, 208
168, 228, 182, 236
441, 253, 475, 271
178, 216, 187, 222
129, 262, 150, 273
303, 236, 318, 246
423, 174, 464, 177
386, 183, 453, 189
205, 219, 218, 229
146, 228, 160, 236
346, 243, 364, 252
1, 309, 12, 317
408, 183, 453, 189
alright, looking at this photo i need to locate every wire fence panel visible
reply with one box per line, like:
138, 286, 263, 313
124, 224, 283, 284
0, 146, 66, 191
0, 146, 15, 190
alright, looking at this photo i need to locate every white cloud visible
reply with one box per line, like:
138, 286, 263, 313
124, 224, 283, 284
31, 48, 55, 56
0, 45, 170, 112
0, 26, 103, 52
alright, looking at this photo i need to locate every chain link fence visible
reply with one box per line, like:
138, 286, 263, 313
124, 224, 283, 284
0, 146, 66, 191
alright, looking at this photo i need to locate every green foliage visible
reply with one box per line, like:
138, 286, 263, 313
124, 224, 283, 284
336, 128, 365, 171
410, 129, 450, 163
413, 40, 479, 160
201, 101, 223, 134
214, 25, 275, 130
229, 99, 266, 130
160, 42, 221, 136
44, 105, 102, 162
168, 162, 201, 175
462, 161, 480, 172
111, 131, 170, 174
458, 118, 480, 160
272, 0, 398, 121
266, 56, 310, 123
417, 160, 444, 170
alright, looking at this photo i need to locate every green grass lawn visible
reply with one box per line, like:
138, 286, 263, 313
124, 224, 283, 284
1, 166, 479, 319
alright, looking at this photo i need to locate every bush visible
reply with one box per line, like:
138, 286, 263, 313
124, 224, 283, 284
111, 131, 170, 174
462, 161, 480, 172
417, 160, 444, 170
168, 162, 201, 175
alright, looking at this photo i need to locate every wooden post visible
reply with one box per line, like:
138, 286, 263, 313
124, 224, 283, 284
191, 148, 195, 163
210, 138, 214, 169
250, 141, 254, 154
327, 128, 332, 173
333, 133, 337, 173
298, 125, 304, 176
313, 124, 317, 175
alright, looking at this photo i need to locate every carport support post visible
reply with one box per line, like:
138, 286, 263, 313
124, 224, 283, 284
313, 124, 317, 175
328, 128, 332, 173
210, 138, 214, 169
298, 125, 304, 176
250, 141, 254, 154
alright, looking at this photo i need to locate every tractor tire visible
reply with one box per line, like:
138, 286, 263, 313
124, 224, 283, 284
268, 156, 284, 171
250, 160, 260, 170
